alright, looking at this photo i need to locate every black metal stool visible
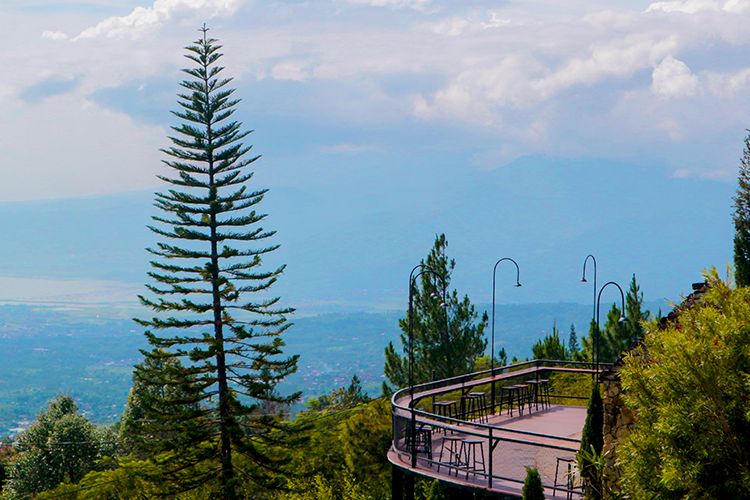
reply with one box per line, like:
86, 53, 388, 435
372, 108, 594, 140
468, 391, 489, 423
514, 383, 531, 416
459, 439, 486, 479
436, 436, 464, 475
499, 386, 520, 417
525, 380, 543, 411
538, 379, 552, 409
459, 394, 477, 422
554, 457, 577, 499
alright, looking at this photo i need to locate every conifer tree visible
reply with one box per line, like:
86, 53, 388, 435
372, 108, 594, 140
568, 323, 579, 359
135, 27, 299, 498
383, 234, 488, 393
531, 322, 567, 360
734, 132, 750, 286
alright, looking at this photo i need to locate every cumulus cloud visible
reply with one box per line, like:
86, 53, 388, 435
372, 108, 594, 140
651, 55, 699, 97
71, 0, 243, 40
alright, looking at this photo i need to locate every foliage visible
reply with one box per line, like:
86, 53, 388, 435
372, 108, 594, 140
5, 395, 114, 497
133, 27, 299, 497
305, 375, 370, 412
734, 133, 750, 286
280, 470, 373, 500
383, 234, 488, 392
282, 398, 391, 499
0, 438, 14, 493
531, 322, 567, 360
522, 466, 544, 500
577, 446, 605, 500
568, 323, 579, 358
497, 347, 508, 366
578, 384, 603, 499
118, 349, 202, 459
579, 275, 650, 364
619, 274, 750, 498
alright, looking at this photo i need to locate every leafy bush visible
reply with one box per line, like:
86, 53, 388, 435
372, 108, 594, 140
522, 466, 544, 500
619, 273, 750, 498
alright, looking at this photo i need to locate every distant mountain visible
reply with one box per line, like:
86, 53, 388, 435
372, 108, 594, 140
0, 155, 732, 312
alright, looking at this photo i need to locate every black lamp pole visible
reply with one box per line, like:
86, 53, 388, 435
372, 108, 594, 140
581, 254, 597, 323
490, 258, 521, 413
408, 264, 446, 468
595, 281, 625, 382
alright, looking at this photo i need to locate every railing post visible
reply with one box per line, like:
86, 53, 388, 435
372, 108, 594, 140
488, 426, 493, 489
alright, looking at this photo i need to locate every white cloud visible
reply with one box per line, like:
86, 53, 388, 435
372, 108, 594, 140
430, 17, 470, 36
345, 0, 432, 9
645, 0, 721, 14
319, 143, 382, 154
481, 12, 511, 29
651, 55, 699, 97
270, 61, 310, 81
42, 31, 69, 41
71, 0, 243, 40
645, 0, 750, 13
0, 94, 163, 201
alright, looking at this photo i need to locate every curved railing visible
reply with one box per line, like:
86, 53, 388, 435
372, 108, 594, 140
388, 359, 610, 497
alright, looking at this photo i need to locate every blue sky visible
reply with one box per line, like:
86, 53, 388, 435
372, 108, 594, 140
0, 0, 745, 309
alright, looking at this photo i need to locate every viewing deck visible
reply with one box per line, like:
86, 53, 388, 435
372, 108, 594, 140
389, 360, 603, 498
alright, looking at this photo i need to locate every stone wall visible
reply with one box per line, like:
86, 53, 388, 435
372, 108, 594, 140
601, 375, 634, 494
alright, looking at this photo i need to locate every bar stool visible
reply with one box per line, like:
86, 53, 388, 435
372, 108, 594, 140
433, 400, 459, 433
538, 379, 552, 409
459, 394, 477, 422
525, 380, 542, 411
514, 384, 531, 416
499, 386, 519, 417
459, 439, 486, 479
468, 391, 489, 423
437, 436, 464, 475
554, 457, 577, 499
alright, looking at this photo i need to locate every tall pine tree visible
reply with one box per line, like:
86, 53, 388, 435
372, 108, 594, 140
734, 132, 750, 286
383, 234, 488, 393
135, 27, 299, 498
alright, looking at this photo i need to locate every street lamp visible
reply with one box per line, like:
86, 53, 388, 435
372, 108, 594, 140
581, 254, 597, 322
408, 263, 447, 468
491, 257, 521, 413
595, 281, 626, 382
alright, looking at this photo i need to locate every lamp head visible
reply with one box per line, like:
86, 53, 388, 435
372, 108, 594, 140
440, 302, 449, 309
515, 282, 522, 288
580, 277, 587, 283
429, 291, 440, 300
618, 316, 627, 324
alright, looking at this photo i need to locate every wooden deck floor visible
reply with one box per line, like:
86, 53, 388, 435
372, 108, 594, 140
389, 405, 586, 498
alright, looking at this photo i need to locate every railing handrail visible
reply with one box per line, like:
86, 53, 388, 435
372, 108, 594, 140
391, 358, 610, 409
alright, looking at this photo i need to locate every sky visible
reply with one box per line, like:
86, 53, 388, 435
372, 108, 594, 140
0, 0, 746, 310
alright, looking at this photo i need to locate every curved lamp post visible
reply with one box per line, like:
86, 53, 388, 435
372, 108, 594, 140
490, 258, 521, 413
595, 281, 626, 382
581, 254, 597, 322
408, 263, 447, 467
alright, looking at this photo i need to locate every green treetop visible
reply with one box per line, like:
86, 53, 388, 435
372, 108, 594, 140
383, 234, 488, 392
531, 322, 568, 360
619, 272, 750, 498
5, 395, 114, 497
134, 27, 299, 498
